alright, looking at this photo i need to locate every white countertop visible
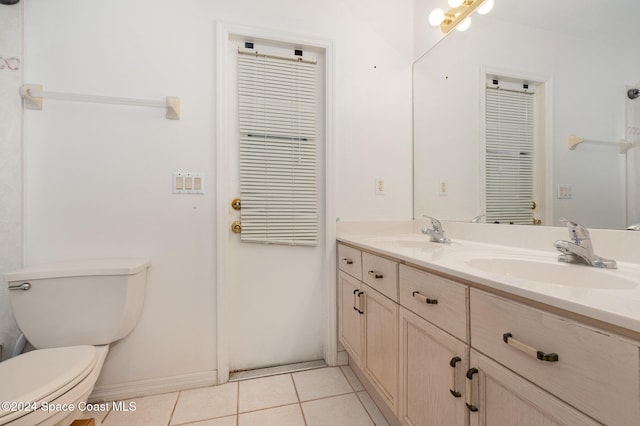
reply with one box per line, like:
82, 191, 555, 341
337, 221, 640, 334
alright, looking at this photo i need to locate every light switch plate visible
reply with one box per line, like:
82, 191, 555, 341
557, 184, 572, 199
173, 172, 204, 194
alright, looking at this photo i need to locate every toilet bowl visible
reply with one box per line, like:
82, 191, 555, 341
1, 258, 150, 425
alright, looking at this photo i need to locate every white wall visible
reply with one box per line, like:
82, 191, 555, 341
414, 16, 640, 228
0, 3, 22, 361
21, 0, 414, 391
413, 0, 446, 61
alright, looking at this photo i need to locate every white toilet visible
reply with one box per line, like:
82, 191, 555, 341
0, 258, 150, 426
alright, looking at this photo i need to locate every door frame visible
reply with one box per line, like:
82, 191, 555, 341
215, 21, 336, 384
478, 65, 554, 225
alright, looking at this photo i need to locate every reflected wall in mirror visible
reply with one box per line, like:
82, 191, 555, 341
413, 0, 640, 229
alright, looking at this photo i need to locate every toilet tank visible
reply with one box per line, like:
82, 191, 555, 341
5, 258, 150, 349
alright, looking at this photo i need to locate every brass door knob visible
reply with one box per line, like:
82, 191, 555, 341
231, 221, 242, 234
231, 198, 241, 211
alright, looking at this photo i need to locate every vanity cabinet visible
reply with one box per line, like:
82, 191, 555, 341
469, 289, 640, 426
399, 265, 467, 342
466, 350, 599, 426
362, 282, 399, 413
337, 242, 640, 426
337, 246, 400, 413
399, 307, 468, 426
338, 271, 363, 364
338, 243, 362, 281
363, 251, 399, 301
398, 265, 469, 426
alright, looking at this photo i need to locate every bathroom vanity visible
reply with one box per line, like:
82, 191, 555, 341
337, 221, 640, 426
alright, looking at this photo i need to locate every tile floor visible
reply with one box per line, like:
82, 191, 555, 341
86, 366, 389, 426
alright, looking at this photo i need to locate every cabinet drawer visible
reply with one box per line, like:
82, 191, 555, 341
338, 244, 362, 281
470, 289, 640, 426
362, 252, 398, 302
399, 265, 468, 342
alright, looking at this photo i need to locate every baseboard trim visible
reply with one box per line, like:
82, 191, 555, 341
88, 370, 217, 402
337, 350, 349, 366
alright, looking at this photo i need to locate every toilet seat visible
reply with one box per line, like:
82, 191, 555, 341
0, 346, 97, 425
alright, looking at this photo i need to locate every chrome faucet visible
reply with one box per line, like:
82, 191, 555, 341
421, 216, 451, 244
471, 214, 486, 223
553, 220, 617, 269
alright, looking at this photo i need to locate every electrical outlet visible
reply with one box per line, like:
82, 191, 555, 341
439, 180, 448, 196
375, 177, 385, 195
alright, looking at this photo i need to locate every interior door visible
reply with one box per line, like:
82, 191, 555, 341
224, 36, 326, 372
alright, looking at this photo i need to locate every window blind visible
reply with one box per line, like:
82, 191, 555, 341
237, 50, 318, 245
485, 85, 535, 225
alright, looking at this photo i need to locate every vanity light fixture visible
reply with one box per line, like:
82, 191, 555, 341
428, 0, 494, 33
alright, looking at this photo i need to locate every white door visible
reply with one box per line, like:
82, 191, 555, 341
222, 34, 327, 373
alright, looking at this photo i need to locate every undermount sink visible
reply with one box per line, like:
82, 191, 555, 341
465, 257, 639, 290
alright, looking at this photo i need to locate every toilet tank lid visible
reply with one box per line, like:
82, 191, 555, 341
4, 258, 151, 282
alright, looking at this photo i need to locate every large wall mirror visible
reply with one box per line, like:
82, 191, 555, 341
413, 0, 640, 229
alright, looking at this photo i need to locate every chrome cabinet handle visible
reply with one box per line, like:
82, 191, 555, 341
412, 290, 438, 305
342, 258, 354, 265
503, 333, 559, 362
367, 270, 383, 279
465, 368, 479, 412
449, 356, 462, 398
9, 282, 31, 291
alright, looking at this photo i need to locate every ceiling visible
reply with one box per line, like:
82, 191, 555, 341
489, 0, 639, 50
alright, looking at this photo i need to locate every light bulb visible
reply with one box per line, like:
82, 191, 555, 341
428, 8, 445, 26
448, 0, 464, 7
456, 17, 472, 31
477, 0, 494, 15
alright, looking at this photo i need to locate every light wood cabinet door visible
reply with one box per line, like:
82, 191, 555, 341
338, 271, 363, 364
399, 307, 468, 426
363, 284, 399, 414
467, 350, 599, 426
470, 288, 640, 426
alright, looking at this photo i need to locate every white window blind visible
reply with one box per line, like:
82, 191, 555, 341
238, 50, 318, 246
485, 84, 535, 225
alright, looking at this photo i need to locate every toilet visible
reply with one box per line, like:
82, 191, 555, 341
0, 258, 150, 426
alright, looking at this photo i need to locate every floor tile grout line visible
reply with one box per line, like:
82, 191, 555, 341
236, 380, 240, 426
237, 401, 303, 416
166, 390, 181, 426
298, 390, 356, 404
100, 407, 113, 425
339, 365, 384, 426
171, 413, 238, 426
289, 372, 308, 426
